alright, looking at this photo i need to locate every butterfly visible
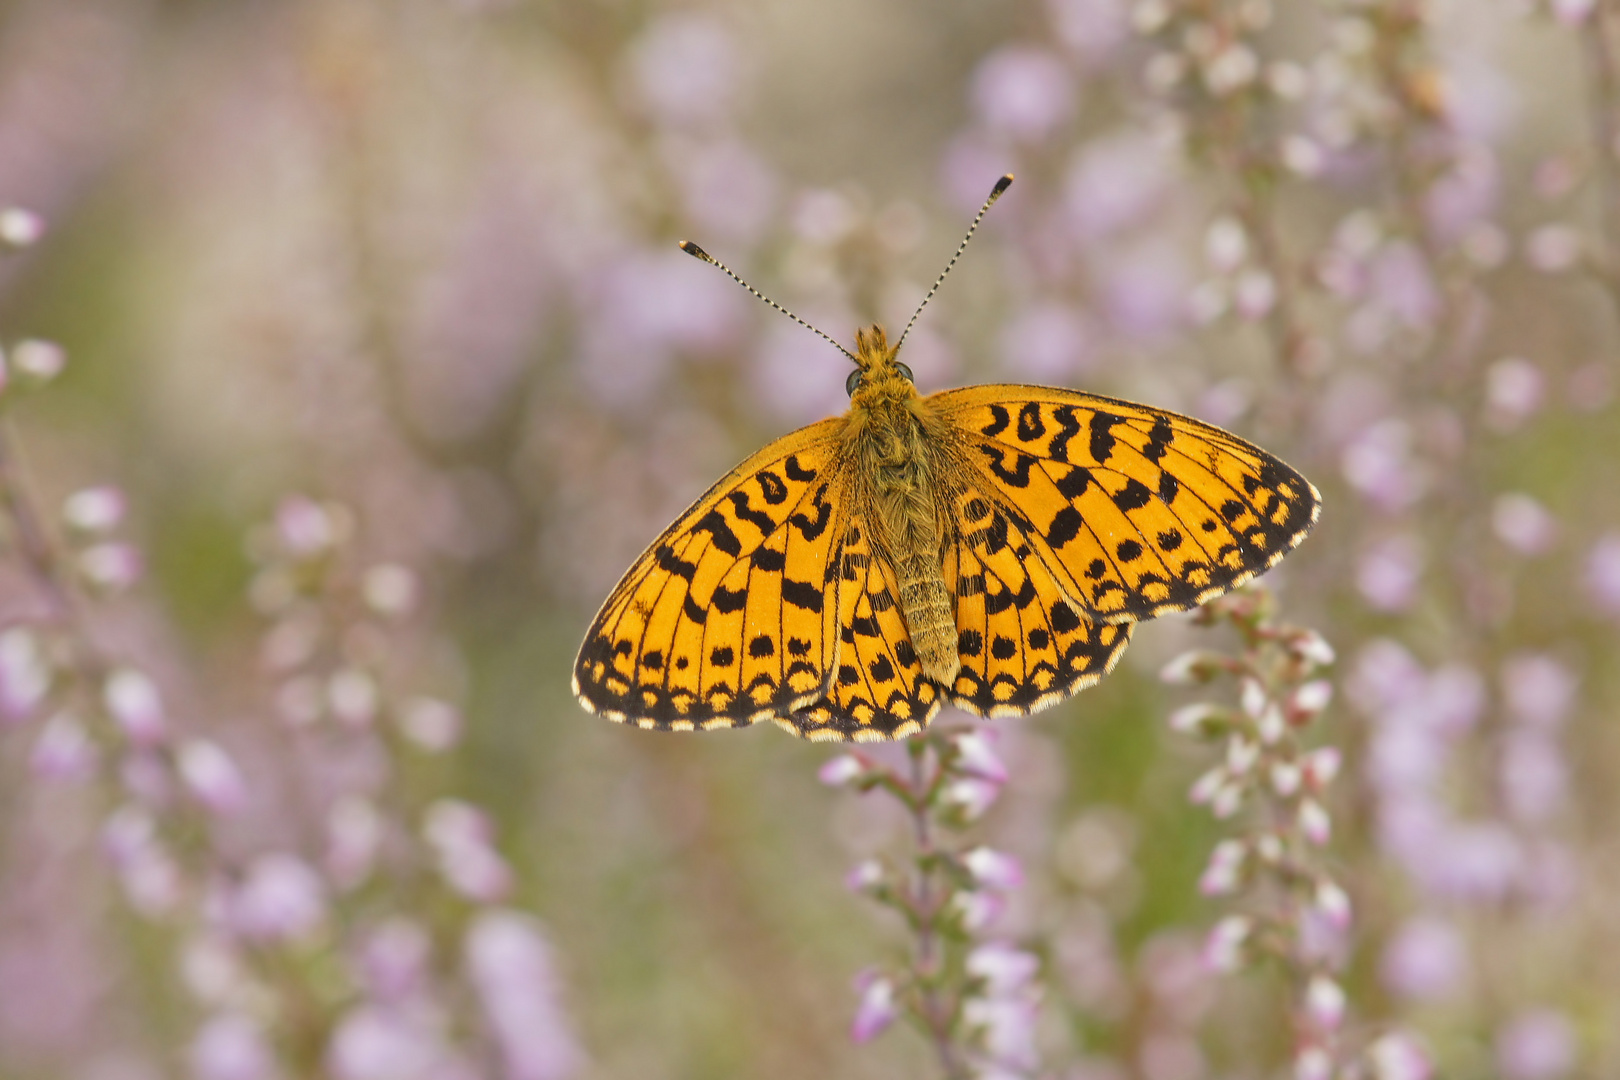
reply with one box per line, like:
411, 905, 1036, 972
574, 176, 1321, 742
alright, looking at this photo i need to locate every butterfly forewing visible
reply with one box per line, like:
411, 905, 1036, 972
573, 418, 848, 730
789, 515, 942, 742
930, 386, 1321, 622
944, 485, 1133, 716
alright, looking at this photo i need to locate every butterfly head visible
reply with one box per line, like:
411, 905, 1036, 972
846, 325, 915, 402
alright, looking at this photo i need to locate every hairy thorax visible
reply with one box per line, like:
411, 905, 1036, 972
843, 327, 961, 687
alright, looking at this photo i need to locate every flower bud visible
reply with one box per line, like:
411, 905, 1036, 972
963, 846, 1025, 891
0, 208, 45, 249
398, 696, 461, 752
30, 710, 97, 781
362, 563, 418, 616
1304, 974, 1346, 1031
844, 858, 885, 894
1302, 747, 1342, 789
1199, 839, 1247, 896
1203, 915, 1252, 972
951, 728, 1008, 782
1168, 702, 1228, 737
12, 339, 64, 381
1289, 630, 1336, 667
1295, 1044, 1333, 1080
850, 970, 899, 1043
1160, 650, 1226, 684
62, 486, 127, 534
1298, 798, 1332, 845
941, 776, 1002, 821
1314, 879, 1352, 930
177, 739, 249, 815
1270, 760, 1302, 797
104, 667, 166, 745
817, 753, 867, 786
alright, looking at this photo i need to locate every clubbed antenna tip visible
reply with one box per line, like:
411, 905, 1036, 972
678, 240, 714, 263
895, 174, 1015, 355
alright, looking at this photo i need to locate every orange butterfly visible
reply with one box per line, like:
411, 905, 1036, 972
574, 176, 1320, 742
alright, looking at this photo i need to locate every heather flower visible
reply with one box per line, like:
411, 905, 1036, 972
972, 46, 1076, 140
230, 853, 327, 943
1495, 1009, 1576, 1080
464, 911, 586, 1080
176, 739, 249, 815
104, 668, 166, 745
10, 339, 64, 381
189, 1013, 280, 1080
30, 711, 97, 781
0, 207, 45, 249
1381, 917, 1467, 1001
850, 970, 900, 1043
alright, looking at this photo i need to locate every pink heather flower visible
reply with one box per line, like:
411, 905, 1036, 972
424, 800, 513, 903
1234, 269, 1277, 320
941, 776, 1003, 821
1368, 1031, 1434, 1080
182, 933, 247, 1006
0, 626, 49, 720
104, 668, 166, 745
11, 339, 65, 381
1302, 747, 1342, 789
0, 207, 45, 248
1298, 799, 1332, 845
1169, 702, 1227, 736
232, 854, 327, 943
1492, 494, 1558, 555
972, 46, 1075, 140
177, 740, 248, 815
328, 669, 379, 728
1314, 880, 1353, 931
62, 486, 127, 533
30, 711, 97, 781
1553, 0, 1598, 21
952, 729, 1008, 782
121, 845, 183, 916
1198, 840, 1246, 896
1270, 761, 1303, 797
1202, 916, 1252, 972
398, 697, 462, 753
1224, 735, 1259, 776
78, 542, 143, 591
844, 858, 884, 894
189, 1012, 280, 1080
1585, 534, 1620, 616
948, 890, 1007, 932
1502, 655, 1577, 729
1342, 421, 1428, 511
817, 754, 867, 786
1204, 215, 1249, 273
628, 13, 737, 127
1160, 650, 1225, 684
1295, 1044, 1334, 1080
1047, 0, 1130, 64
1357, 535, 1424, 612
1496, 1009, 1576, 1080
326, 796, 383, 890
1187, 765, 1228, 806
1289, 680, 1333, 718
850, 970, 899, 1044
1380, 917, 1467, 1001
1064, 130, 1173, 240
999, 303, 1094, 381
1485, 357, 1546, 431
1304, 975, 1346, 1032
963, 846, 1025, 891
967, 943, 1040, 995
361, 564, 418, 617
276, 496, 338, 557
963, 994, 1041, 1071
465, 910, 586, 1079
102, 805, 157, 865
1525, 224, 1583, 272
356, 918, 431, 1001
327, 1004, 458, 1080
1501, 730, 1568, 824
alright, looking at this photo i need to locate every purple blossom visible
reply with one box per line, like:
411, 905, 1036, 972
326, 1004, 461, 1080
1501, 655, 1577, 729
465, 911, 586, 1080
1496, 1009, 1576, 1080
849, 970, 899, 1043
177, 740, 249, 815
1381, 917, 1468, 1001
231, 854, 327, 943
424, 800, 512, 903
30, 711, 97, 781
1063, 130, 1173, 240
0, 627, 49, 720
972, 46, 1076, 141
1584, 533, 1620, 616
1047, 0, 1129, 66
189, 1013, 279, 1080
998, 302, 1095, 379
626, 14, 738, 128
1484, 357, 1546, 430
1492, 494, 1558, 555
963, 846, 1026, 891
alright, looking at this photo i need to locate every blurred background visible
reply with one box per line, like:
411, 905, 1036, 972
0, 0, 1616, 1077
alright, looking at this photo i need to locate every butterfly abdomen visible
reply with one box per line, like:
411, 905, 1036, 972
850, 386, 961, 688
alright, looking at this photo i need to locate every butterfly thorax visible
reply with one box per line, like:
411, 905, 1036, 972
843, 325, 961, 688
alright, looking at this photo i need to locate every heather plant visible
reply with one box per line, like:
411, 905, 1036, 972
0, 1, 1617, 1078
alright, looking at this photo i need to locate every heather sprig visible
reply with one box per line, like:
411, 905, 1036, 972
821, 727, 1043, 1079
1164, 587, 1429, 1080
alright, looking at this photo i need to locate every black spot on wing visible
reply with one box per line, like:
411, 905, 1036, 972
1090, 411, 1123, 464
981, 404, 1011, 437
756, 469, 788, 504
782, 578, 824, 612
1016, 402, 1046, 441
655, 544, 697, 581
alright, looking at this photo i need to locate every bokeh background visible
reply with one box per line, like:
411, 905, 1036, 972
0, 0, 1617, 1077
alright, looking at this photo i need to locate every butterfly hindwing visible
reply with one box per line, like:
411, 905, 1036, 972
573, 418, 847, 730
930, 386, 1321, 622
944, 485, 1133, 716
787, 514, 942, 742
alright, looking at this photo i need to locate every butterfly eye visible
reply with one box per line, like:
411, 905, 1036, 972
846, 369, 864, 396
896, 362, 914, 381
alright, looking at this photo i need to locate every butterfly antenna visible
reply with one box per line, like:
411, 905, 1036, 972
677, 241, 858, 363
895, 173, 1013, 355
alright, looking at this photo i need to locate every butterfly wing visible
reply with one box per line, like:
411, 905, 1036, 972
787, 514, 943, 742
929, 386, 1321, 622
943, 483, 1133, 716
573, 418, 848, 731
